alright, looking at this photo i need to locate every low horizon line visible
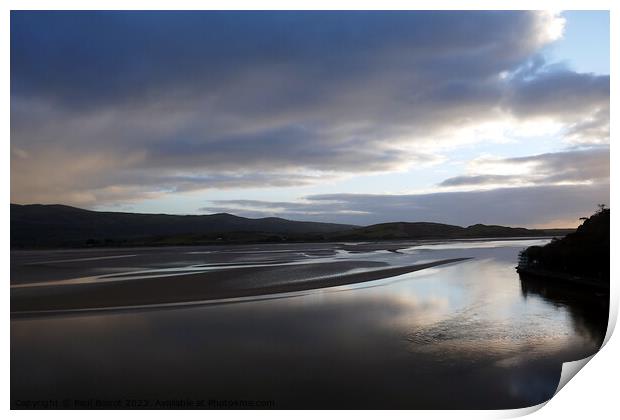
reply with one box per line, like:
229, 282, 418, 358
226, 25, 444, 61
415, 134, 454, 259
10, 202, 576, 231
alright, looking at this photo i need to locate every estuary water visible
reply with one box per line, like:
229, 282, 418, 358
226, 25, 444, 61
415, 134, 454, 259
11, 239, 608, 409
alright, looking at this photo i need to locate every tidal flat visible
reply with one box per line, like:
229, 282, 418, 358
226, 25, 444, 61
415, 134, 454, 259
11, 239, 608, 409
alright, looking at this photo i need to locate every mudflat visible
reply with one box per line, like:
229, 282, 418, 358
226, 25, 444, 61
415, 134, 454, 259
12, 239, 608, 408
11, 257, 468, 313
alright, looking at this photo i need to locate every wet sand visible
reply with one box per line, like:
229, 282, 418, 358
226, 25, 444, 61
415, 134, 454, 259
12, 239, 607, 409
11, 258, 468, 313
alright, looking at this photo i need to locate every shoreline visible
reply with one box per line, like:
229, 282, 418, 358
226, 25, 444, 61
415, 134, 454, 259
516, 266, 609, 292
11, 257, 470, 314
10, 235, 563, 251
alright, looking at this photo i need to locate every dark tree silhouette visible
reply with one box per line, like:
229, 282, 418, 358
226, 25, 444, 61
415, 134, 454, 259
521, 207, 610, 287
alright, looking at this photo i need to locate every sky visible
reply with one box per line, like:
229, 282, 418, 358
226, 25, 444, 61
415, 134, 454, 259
10, 11, 609, 228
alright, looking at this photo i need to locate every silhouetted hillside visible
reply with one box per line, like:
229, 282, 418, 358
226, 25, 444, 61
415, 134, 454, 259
327, 221, 569, 241
520, 207, 609, 287
11, 203, 572, 248
10, 204, 356, 248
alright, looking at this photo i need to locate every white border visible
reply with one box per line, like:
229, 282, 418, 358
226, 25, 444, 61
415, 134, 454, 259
3, 1, 616, 419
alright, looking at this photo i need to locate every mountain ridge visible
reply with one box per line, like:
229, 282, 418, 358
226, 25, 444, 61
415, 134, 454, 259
11, 203, 573, 248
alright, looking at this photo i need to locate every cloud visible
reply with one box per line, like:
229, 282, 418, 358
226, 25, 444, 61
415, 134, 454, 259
202, 183, 610, 228
10, 11, 563, 109
10, 160, 332, 207
200, 199, 372, 217
439, 147, 610, 188
439, 175, 519, 188
10, 11, 609, 208
504, 70, 609, 121
564, 108, 610, 145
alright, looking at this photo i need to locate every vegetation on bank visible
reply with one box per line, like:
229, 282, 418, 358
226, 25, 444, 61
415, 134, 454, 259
519, 206, 610, 287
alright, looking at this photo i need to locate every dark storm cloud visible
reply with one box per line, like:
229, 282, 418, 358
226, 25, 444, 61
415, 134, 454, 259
203, 183, 610, 227
10, 11, 540, 109
10, 11, 609, 208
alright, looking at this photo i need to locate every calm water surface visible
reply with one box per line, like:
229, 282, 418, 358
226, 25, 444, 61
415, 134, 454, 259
11, 239, 608, 409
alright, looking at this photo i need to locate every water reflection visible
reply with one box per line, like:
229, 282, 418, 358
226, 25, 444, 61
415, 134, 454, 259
11, 239, 608, 409
519, 273, 609, 348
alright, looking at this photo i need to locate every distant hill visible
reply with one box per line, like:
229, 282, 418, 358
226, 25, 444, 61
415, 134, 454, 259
518, 208, 609, 287
11, 203, 572, 248
326, 221, 571, 241
10, 204, 356, 248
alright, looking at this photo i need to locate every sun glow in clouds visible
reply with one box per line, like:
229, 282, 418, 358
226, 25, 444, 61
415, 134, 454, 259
539, 11, 567, 43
